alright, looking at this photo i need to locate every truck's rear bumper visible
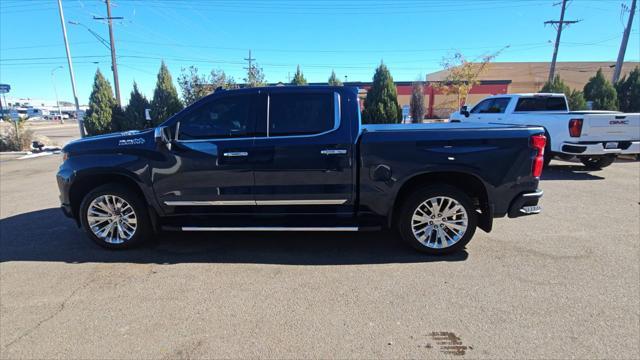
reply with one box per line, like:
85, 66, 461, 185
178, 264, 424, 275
508, 189, 543, 218
560, 140, 640, 155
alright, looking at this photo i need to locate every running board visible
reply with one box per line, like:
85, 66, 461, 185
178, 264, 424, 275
181, 226, 359, 232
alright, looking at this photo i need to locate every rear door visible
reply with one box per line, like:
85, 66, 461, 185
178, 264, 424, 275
251, 89, 354, 215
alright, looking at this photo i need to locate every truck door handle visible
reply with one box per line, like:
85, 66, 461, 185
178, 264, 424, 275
321, 149, 347, 155
223, 151, 248, 157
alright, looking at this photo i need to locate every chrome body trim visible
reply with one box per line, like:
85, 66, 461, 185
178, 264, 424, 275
164, 199, 348, 206
266, 94, 270, 137
182, 226, 359, 232
320, 149, 347, 155
223, 151, 249, 157
256, 199, 347, 205
164, 200, 256, 206
173, 91, 342, 143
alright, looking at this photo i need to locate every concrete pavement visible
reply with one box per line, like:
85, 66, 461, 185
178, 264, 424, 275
0, 155, 638, 359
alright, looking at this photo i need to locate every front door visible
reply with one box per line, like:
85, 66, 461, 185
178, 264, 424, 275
152, 92, 261, 214
252, 90, 354, 216
467, 97, 510, 123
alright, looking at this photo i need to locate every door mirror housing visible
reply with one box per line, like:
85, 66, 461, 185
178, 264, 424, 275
460, 105, 470, 117
154, 126, 172, 149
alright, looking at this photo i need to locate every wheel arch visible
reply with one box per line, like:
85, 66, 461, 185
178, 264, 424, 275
389, 171, 493, 233
69, 172, 158, 229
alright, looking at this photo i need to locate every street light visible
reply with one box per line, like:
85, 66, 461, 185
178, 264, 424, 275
51, 66, 64, 123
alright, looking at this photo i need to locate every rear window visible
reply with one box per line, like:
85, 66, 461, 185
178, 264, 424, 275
515, 96, 567, 111
268, 93, 334, 136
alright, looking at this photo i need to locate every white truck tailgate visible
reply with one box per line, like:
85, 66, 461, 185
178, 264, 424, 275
581, 113, 640, 141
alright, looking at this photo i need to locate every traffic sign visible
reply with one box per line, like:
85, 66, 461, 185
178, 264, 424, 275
0, 84, 10, 94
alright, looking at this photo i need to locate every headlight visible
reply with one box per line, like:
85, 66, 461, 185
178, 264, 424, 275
61, 151, 70, 162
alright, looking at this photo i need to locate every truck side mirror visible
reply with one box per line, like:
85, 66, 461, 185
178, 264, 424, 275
154, 126, 171, 149
460, 105, 470, 117
145, 108, 152, 128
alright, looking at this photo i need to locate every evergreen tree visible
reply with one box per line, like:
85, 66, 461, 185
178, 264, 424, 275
410, 81, 425, 123
151, 61, 183, 125
328, 70, 343, 86
122, 82, 151, 131
540, 75, 586, 110
291, 65, 308, 85
615, 66, 640, 112
84, 69, 116, 135
110, 104, 128, 132
583, 69, 618, 110
362, 63, 402, 124
567, 89, 587, 111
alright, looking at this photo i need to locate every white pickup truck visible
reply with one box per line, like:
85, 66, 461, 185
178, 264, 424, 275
450, 93, 640, 169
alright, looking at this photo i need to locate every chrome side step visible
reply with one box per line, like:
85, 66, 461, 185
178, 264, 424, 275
181, 226, 359, 232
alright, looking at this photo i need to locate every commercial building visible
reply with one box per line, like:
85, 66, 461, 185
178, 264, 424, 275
338, 61, 639, 119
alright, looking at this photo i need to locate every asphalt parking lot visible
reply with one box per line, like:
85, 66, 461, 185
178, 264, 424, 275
0, 154, 638, 359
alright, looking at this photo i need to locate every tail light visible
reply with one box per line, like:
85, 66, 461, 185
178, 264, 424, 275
530, 134, 546, 178
569, 118, 583, 137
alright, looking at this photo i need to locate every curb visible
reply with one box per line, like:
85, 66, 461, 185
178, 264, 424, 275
0, 151, 31, 155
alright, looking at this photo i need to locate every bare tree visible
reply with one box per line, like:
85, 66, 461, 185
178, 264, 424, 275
437, 48, 506, 108
410, 81, 425, 123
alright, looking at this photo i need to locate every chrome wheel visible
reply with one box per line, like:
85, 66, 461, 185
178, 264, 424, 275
411, 196, 468, 249
87, 195, 137, 244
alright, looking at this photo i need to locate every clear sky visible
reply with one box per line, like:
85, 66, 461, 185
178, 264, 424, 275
1, 0, 639, 105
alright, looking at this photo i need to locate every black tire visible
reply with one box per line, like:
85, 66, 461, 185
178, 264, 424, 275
543, 151, 554, 167
578, 155, 616, 170
397, 184, 477, 255
79, 183, 151, 249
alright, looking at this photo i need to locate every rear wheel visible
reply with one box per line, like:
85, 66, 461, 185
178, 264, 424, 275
79, 183, 151, 249
398, 185, 477, 255
578, 155, 616, 170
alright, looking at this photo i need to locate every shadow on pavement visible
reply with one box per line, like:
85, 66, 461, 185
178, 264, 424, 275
540, 164, 605, 181
0, 208, 468, 265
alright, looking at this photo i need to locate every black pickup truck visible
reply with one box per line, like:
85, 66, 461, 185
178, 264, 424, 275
57, 86, 545, 254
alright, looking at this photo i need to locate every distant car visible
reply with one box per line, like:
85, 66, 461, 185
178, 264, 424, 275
450, 93, 640, 169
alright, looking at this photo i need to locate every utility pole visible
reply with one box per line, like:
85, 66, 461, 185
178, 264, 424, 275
244, 50, 256, 86
612, 0, 636, 83
56, 0, 85, 137
94, 0, 123, 107
51, 66, 64, 122
545, 0, 580, 82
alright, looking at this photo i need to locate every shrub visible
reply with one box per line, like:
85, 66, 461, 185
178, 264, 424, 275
0, 118, 34, 151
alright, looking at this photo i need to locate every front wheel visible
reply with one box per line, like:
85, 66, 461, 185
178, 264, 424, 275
578, 155, 616, 170
79, 183, 151, 249
398, 185, 477, 255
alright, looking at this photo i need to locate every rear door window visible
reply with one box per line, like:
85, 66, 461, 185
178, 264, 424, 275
515, 97, 567, 111
268, 93, 334, 136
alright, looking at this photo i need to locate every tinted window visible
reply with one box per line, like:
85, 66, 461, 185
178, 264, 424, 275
269, 93, 334, 136
178, 95, 253, 140
515, 97, 567, 111
489, 98, 510, 113
470, 99, 492, 113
